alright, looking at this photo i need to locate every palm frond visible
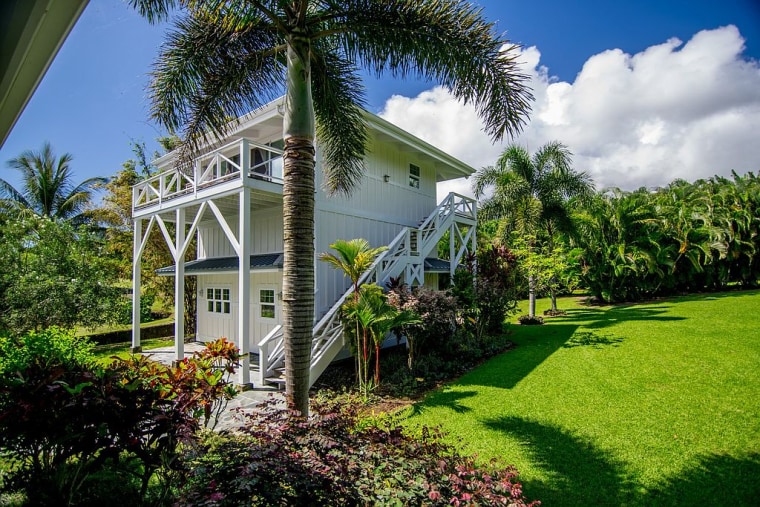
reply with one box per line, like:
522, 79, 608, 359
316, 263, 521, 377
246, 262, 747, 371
149, 12, 286, 159
326, 0, 532, 141
310, 45, 368, 196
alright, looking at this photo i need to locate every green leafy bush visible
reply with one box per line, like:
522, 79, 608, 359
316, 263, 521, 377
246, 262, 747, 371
386, 284, 459, 369
177, 392, 539, 506
114, 292, 156, 325
0, 334, 239, 505
0, 217, 123, 335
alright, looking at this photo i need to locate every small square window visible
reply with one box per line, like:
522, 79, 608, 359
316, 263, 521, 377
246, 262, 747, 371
207, 287, 231, 315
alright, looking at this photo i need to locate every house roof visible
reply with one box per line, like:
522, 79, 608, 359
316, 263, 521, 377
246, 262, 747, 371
153, 96, 476, 181
157, 255, 452, 275
156, 253, 284, 276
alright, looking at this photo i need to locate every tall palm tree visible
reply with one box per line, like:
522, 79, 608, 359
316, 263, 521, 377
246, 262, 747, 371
130, 0, 532, 416
1, 142, 106, 224
473, 141, 593, 316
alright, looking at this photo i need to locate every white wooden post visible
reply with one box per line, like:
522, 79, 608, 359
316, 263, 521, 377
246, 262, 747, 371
258, 339, 268, 386
238, 187, 252, 387
131, 219, 142, 352
174, 208, 185, 362
450, 221, 456, 279
240, 138, 250, 178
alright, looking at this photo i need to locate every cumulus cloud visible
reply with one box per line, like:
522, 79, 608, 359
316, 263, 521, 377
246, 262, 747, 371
379, 25, 760, 197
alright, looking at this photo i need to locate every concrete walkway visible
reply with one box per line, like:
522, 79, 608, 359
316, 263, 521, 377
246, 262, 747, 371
141, 343, 285, 432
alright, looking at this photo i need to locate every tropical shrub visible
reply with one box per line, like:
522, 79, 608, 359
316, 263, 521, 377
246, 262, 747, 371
387, 284, 459, 369
177, 392, 539, 506
451, 245, 520, 339
0, 216, 122, 334
573, 172, 760, 302
115, 292, 156, 325
0, 334, 239, 505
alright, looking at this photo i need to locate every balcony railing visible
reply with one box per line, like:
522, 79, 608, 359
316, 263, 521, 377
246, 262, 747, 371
132, 138, 284, 210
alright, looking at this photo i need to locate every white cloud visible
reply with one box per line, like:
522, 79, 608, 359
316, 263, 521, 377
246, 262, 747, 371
379, 25, 760, 197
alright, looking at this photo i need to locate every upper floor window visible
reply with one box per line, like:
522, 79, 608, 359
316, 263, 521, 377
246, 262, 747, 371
207, 287, 231, 314
250, 140, 284, 179
409, 164, 420, 189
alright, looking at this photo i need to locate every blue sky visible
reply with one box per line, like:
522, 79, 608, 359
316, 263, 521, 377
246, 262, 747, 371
1, 0, 759, 193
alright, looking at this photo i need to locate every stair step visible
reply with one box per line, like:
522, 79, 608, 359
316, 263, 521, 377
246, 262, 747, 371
265, 377, 286, 390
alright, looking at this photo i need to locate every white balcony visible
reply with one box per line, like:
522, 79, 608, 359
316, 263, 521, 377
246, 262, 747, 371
132, 138, 283, 216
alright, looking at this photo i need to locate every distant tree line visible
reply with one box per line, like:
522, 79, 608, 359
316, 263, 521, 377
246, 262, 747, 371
473, 141, 759, 307
572, 172, 760, 302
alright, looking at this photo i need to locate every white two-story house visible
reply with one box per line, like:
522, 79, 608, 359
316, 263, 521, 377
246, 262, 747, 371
130, 98, 477, 388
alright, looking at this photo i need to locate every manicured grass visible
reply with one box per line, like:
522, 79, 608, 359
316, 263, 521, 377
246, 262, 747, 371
92, 337, 174, 364
405, 290, 760, 506
75, 315, 174, 337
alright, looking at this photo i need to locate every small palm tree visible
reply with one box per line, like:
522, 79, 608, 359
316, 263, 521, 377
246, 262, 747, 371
358, 287, 420, 385
320, 238, 388, 299
473, 141, 593, 316
130, 0, 532, 415
1, 142, 106, 224
321, 238, 387, 390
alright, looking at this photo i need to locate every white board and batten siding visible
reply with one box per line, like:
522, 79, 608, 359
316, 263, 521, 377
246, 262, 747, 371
197, 207, 284, 258
196, 272, 283, 350
313, 135, 440, 316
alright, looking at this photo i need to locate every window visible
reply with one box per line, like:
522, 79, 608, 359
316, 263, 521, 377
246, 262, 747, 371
409, 164, 420, 189
206, 287, 231, 314
260, 289, 276, 319
249, 140, 284, 179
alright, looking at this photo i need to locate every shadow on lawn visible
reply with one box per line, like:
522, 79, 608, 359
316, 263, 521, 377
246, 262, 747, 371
550, 304, 686, 330
562, 331, 624, 349
453, 324, 580, 390
484, 416, 635, 506
411, 389, 478, 414
484, 416, 760, 506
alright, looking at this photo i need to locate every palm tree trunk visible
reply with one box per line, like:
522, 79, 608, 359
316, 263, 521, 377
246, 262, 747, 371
282, 41, 315, 417
547, 224, 558, 312
529, 274, 536, 317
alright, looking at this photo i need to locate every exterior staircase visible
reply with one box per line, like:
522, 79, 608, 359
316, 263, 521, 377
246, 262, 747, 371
256, 192, 476, 388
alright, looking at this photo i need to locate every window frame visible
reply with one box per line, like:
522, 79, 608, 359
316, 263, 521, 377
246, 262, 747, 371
409, 163, 421, 189
206, 286, 232, 315
258, 287, 277, 320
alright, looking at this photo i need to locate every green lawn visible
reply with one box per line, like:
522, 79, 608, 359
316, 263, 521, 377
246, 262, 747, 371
405, 290, 760, 506
92, 337, 174, 364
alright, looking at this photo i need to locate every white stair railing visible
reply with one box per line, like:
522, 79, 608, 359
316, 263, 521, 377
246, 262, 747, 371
256, 192, 476, 387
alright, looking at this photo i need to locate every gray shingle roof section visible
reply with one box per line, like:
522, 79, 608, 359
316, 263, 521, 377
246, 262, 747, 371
424, 258, 451, 272
156, 253, 283, 275
157, 255, 450, 275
